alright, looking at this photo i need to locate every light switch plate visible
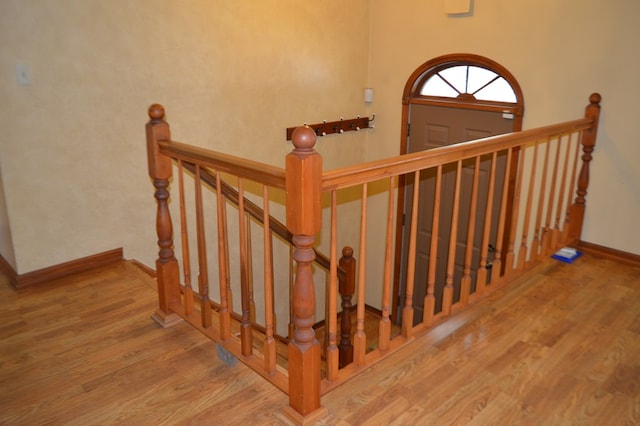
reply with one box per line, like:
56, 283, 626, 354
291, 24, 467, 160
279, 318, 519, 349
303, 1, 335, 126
445, 0, 471, 14
16, 64, 31, 85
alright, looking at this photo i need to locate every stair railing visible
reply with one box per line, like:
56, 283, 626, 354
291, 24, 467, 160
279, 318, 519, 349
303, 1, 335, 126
146, 93, 601, 424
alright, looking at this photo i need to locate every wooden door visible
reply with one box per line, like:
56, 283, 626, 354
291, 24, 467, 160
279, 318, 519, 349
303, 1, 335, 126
398, 104, 514, 323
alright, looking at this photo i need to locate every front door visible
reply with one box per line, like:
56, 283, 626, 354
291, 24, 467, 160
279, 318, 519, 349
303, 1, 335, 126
398, 104, 515, 322
392, 54, 524, 325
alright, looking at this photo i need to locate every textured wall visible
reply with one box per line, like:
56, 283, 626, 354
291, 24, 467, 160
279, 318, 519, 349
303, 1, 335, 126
0, 0, 371, 274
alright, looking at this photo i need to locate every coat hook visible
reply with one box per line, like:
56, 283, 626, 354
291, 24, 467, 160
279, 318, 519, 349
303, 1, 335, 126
369, 113, 376, 122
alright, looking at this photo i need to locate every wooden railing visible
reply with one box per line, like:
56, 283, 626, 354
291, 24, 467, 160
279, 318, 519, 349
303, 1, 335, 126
145, 93, 601, 423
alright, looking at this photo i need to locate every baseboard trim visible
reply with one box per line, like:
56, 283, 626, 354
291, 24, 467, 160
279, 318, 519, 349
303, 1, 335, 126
129, 259, 157, 278
0, 254, 19, 287
578, 241, 640, 268
1, 248, 124, 289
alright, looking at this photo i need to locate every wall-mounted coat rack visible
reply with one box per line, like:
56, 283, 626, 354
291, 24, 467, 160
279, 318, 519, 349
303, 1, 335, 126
286, 114, 375, 141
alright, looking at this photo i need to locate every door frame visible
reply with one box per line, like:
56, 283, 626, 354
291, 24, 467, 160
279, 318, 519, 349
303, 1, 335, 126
391, 53, 525, 323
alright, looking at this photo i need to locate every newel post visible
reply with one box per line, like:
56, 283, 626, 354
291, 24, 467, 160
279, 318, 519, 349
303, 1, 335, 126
568, 93, 602, 243
146, 104, 182, 327
284, 126, 326, 422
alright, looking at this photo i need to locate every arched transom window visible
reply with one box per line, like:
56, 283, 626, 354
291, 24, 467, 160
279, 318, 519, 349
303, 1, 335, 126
419, 64, 517, 103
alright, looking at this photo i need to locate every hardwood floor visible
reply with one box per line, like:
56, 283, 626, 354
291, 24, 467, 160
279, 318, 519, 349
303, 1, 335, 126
1, 254, 639, 425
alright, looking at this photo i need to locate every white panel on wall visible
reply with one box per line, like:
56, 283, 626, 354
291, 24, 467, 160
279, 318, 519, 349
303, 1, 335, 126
445, 0, 471, 14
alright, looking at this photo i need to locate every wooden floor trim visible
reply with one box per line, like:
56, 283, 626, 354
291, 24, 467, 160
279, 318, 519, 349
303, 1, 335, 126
3, 248, 124, 289
578, 240, 640, 267
0, 254, 18, 287
129, 259, 157, 278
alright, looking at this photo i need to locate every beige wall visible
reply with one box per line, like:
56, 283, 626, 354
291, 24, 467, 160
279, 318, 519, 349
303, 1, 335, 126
0, 0, 371, 274
367, 0, 640, 258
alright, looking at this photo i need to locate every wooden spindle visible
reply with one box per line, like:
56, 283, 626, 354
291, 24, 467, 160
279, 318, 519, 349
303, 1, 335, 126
285, 126, 324, 419
338, 246, 355, 368
424, 165, 442, 326
223, 193, 233, 319
542, 136, 562, 256
194, 166, 212, 328
518, 141, 539, 267
554, 133, 574, 248
568, 93, 601, 243
246, 213, 256, 324
216, 171, 231, 340
146, 104, 182, 327
262, 185, 276, 374
354, 183, 368, 366
326, 190, 339, 379
562, 133, 582, 243
379, 175, 396, 352
461, 156, 481, 306
477, 153, 497, 294
505, 146, 525, 274
532, 138, 551, 260
177, 160, 194, 316
492, 148, 513, 283
443, 161, 462, 315
238, 178, 252, 356
402, 170, 421, 337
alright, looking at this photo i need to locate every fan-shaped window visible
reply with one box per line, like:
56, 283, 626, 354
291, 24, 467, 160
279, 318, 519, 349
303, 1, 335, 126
419, 65, 516, 103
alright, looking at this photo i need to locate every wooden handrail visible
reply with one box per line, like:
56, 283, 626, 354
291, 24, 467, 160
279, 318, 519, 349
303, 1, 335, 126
322, 117, 594, 190
158, 140, 286, 189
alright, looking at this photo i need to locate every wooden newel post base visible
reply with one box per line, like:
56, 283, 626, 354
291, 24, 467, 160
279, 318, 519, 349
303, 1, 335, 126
146, 104, 182, 328
284, 126, 327, 421
287, 235, 322, 417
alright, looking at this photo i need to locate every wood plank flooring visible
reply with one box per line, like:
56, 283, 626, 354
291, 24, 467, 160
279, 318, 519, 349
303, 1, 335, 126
1, 254, 639, 425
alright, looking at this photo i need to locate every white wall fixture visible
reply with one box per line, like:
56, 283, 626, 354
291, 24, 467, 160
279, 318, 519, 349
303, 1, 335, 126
15, 64, 31, 85
445, 0, 471, 15
364, 87, 374, 103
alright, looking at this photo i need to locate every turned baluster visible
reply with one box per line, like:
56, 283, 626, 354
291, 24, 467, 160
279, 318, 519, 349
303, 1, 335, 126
492, 148, 513, 283
146, 104, 182, 327
518, 140, 539, 267
542, 137, 562, 256
568, 93, 602, 243
338, 246, 355, 368
505, 146, 525, 274
238, 178, 252, 356
460, 156, 481, 306
284, 126, 325, 420
443, 161, 462, 315
424, 165, 442, 325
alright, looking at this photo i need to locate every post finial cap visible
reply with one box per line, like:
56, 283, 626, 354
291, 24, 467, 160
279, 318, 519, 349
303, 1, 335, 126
291, 126, 317, 151
148, 104, 165, 121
